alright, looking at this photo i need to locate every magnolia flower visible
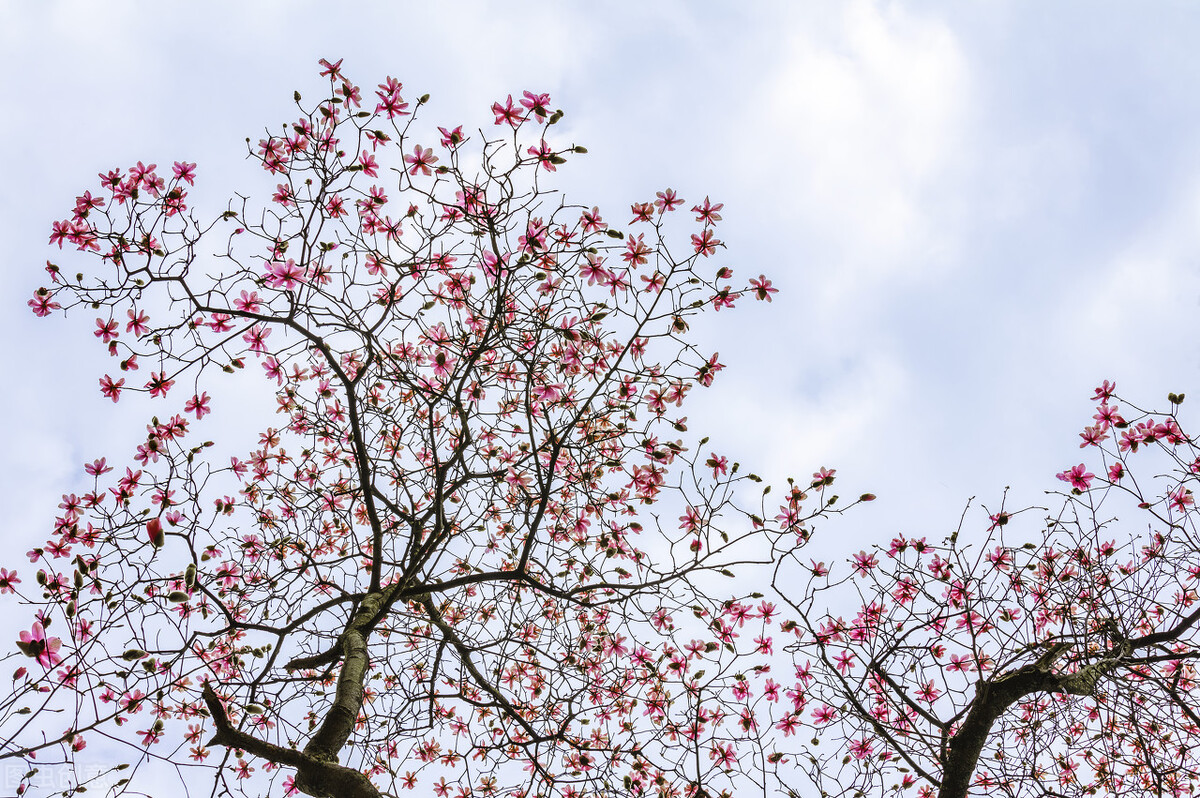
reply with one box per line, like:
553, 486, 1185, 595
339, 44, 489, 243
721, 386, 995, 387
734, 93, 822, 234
17, 622, 62, 668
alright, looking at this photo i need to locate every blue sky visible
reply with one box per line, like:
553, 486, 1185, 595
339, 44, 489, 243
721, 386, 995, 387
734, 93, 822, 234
4, 0, 1200, 584
2, 1, 1200, 791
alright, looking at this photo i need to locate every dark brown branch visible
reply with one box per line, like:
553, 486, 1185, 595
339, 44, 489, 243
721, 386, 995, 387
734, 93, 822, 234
204, 588, 391, 796
285, 643, 343, 672
303, 593, 381, 762
938, 642, 1126, 798
1130, 604, 1200, 650
202, 682, 306, 767
202, 682, 380, 798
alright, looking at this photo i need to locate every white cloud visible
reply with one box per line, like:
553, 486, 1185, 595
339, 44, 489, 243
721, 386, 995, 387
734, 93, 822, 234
692, 345, 911, 480
1058, 172, 1200, 383
756, 1, 972, 307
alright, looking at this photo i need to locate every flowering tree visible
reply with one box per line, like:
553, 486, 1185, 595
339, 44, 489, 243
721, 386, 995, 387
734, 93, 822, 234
6, 60, 855, 798
775, 383, 1200, 798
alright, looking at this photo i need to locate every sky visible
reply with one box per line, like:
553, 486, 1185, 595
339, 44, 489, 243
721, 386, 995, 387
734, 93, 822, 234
1, 0, 1199, 787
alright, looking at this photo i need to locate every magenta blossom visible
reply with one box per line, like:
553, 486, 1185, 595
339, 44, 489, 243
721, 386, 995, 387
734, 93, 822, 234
1057, 463, 1095, 491
17, 622, 62, 668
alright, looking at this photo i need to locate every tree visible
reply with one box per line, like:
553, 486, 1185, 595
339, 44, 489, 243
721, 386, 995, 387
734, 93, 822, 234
776, 384, 1200, 798
15, 58, 1197, 798
8, 60, 852, 798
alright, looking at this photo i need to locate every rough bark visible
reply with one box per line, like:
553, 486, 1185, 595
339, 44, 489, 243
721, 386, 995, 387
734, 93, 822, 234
936, 643, 1127, 798
202, 591, 391, 798
202, 682, 381, 798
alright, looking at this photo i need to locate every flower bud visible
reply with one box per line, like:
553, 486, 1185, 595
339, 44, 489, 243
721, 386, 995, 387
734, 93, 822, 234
146, 518, 164, 548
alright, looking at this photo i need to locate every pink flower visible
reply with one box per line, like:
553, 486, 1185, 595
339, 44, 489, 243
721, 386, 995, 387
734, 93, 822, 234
709, 742, 737, 769
438, 126, 464, 148
126, 308, 150, 336
318, 57, 344, 79
1092, 380, 1116, 401
405, 145, 438, 176
775, 713, 801, 736
1078, 424, 1109, 447
129, 161, 158, 191
28, 289, 61, 317
579, 256, 609, 286
120, 689, 146, 712
852, 550, 879, 575
49, 220, 73, 248
916, 681, 941, 703
623, 233, 651, 266
172, 161, 197, 185
491, 94, 524, 127
374, 76, 409, 118
579, 206, 605, 233
749, 275, 778, 301
94, 317, 119, 343
264, 260, 306, 290
358, 150, 379, 178
99, 375, 125, 402
0, 569, 20, 594
849, 737, 874, 759
17, 622, 62, 668
630, 202, 654, 223
146, 372, 175, 398
184, 392, 211, 419
1170, 486, 1195, 513
654, 189, 684, 213
986, 547, 1012, 569
691, 229, 720, 257
691, 196, 724, 224
243, 324, 271, 354
1056, 463, 1094, 491
527, 140, 556, 171
519, 90, 551, 121
234, 290, 262, 313
215, 561, 241, 589
1093, 403, 1125, 428
811, 467, 836, 487
678, 507, 703, 533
